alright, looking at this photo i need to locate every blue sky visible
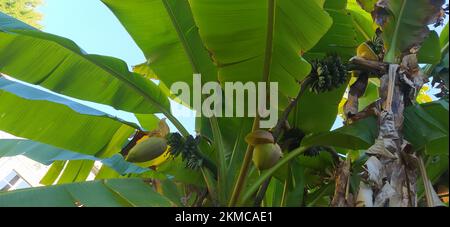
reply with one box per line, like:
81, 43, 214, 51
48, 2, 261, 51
39, 0, 145, 67
35, 0, 449, 133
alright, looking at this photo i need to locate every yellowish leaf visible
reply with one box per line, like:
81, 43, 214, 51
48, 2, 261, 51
416, 86, 433, 104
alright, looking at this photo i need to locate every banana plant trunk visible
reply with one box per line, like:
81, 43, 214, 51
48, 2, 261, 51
335, 53, 439, 207
354, 54, 426, 207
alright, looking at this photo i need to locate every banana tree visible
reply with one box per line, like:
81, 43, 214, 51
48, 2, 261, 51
0, 0, 448, 207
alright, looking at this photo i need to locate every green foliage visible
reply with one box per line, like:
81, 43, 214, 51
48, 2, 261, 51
188, 0, 332, 106
0, 139, 150, 175
428, 23, 449, 99
0, 0, 448, 207
102, 0, 217, 107
0, 77, 138, 157
302, 100, 448, 152
372, 0, 445, 62
0, 179, 172, 207
418, 31, 442, 64
0, 13, 171, 115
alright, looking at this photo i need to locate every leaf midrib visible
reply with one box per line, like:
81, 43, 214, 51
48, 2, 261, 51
162, 0, 200, 74
2, 30, 170, 118
262, 0, 276, 83
385, 0, 408, 62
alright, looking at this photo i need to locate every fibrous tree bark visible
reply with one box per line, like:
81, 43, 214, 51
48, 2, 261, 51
334, 0, 447, 207
346, 53, 444, 207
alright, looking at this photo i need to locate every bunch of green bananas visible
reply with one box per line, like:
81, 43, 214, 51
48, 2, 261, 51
167, 133, 204, 170
309, 54, 348, 94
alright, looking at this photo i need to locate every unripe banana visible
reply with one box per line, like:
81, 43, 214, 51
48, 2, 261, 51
245, 130, 274, 145
126, 137, 168, 163
252, 143, 282, 170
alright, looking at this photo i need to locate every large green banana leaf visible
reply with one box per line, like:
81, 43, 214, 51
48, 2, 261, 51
294, 0, 382, 134
100, 0, 230, 202
0, 179, 172, 207
95, 158, 206, 188
39, 160, 66, 185
0, 139, 149, 175
358, 81, 379, 111
54, 160, 95, 184
103, 0, 332, 107
293, 83, 348, 134
425, 22, 448, 88
418, 31, 442, 64
189, 0, 332, 107
372, 0, 445, 62
0, 12, 170, 115
191, 0, 344, 203
0, 76, 140, 128
425, 153, 449, 185
224, 0, 375, 136
294, 0, 357, 134
0, 77, 136, 156
347, 0, 375, 42
101, 0, 217, 106
301, 116, 377, 150
306, 0, 359, 60
404, 100, 448, 154
194, 0, 337, 195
